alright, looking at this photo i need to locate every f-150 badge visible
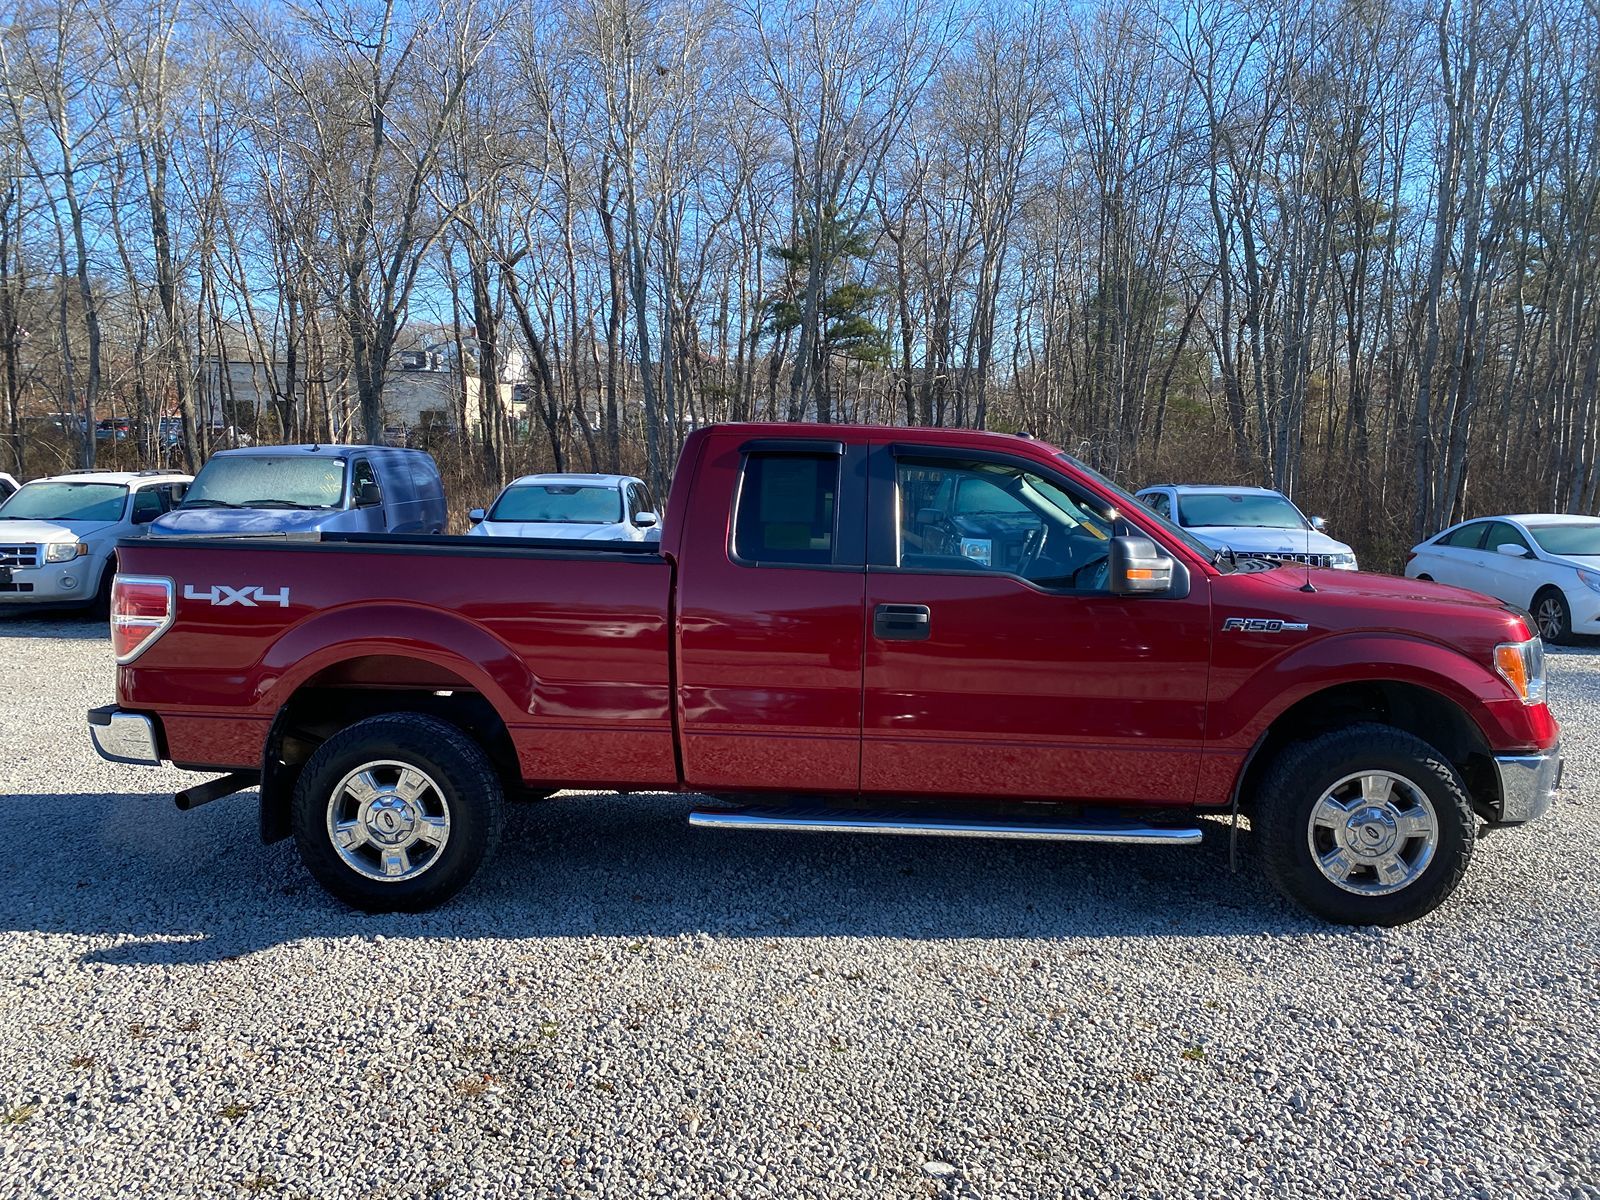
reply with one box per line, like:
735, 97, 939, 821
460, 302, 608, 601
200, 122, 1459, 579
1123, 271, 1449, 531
1222, 617, 1309, 633
183, 584, 291, 607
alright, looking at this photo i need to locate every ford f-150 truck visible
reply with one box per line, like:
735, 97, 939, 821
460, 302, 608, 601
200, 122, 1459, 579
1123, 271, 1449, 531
88, 424, 1562, 925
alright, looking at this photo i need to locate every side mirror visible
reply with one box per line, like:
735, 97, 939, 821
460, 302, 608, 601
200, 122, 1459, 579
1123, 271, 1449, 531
1496, 542, 1529, 558
468, 508, 486, 525
633, 510, 659, 528
355, 481, 383, 508
1109, 535, 1175, 595
1310, 516, 1328, 532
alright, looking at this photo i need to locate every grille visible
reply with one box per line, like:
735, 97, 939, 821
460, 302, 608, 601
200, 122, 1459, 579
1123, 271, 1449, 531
0, 582, 34, 592
0, 544, 38, 568
1253, 551, 1334, 568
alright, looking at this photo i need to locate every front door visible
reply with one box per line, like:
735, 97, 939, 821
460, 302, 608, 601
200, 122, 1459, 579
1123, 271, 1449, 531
861, 444, 1211, 805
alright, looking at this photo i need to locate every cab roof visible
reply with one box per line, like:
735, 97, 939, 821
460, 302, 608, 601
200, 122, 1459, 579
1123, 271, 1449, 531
212, 444, 415, 457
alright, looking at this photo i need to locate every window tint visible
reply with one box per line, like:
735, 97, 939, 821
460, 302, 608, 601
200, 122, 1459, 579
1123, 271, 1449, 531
1143, 492, 1171, 518
734, 453, 838, 565
896, 456, 1114, 589
1483, 522, 1530, 553
1440, 523, 1488, 549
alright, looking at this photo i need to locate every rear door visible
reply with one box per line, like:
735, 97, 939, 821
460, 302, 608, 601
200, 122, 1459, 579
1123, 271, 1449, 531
675, 435, 867, 794
860, 442, 1211, 805
1424, 522, 1491, 589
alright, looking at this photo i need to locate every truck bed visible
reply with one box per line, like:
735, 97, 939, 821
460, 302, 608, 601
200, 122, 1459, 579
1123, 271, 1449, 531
113, 532, 679, 788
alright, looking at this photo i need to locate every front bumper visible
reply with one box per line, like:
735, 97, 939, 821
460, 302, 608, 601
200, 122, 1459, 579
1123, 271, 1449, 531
0, 556, 94, 603
88, 705, 163, 766
1492, 743, 1563, 824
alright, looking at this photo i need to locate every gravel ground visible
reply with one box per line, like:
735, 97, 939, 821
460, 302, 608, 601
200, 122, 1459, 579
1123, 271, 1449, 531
0, 614, 1595, 1200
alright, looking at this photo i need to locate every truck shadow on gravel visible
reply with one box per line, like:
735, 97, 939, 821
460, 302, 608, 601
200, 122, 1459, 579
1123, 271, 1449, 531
2, 790, 1334, 965
0, 612, 109, 639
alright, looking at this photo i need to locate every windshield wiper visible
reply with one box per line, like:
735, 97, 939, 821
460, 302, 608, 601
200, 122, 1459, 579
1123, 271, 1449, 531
239, 499, 324, 509
179, 498, 240, 509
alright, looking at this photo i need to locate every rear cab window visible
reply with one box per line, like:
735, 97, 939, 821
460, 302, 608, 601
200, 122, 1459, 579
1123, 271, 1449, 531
733, 452, 840, 566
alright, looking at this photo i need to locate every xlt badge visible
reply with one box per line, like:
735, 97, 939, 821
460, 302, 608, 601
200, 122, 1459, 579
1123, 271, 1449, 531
1222, 617, 1309, 633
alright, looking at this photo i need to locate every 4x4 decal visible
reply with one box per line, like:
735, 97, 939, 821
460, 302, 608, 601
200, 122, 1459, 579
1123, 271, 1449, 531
182, 583, 291, 607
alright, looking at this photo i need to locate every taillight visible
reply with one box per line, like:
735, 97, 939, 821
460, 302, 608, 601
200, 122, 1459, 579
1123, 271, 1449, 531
1405, 551, 1418, 564
111, 575, 175, 663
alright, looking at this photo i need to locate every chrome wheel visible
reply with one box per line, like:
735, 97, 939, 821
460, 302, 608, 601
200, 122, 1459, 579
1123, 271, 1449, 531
1306, 771, 1438, 896
326, 760, 452, 882
1535, 596, 1566, 642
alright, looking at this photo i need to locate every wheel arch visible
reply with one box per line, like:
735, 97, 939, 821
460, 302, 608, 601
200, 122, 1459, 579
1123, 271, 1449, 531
258, 652, 522, 844
1238, 678, 1501, 822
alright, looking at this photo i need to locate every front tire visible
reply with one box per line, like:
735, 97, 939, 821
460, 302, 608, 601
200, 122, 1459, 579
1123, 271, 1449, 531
291, 713, 504, 912
1532, 587, 1572, 644
1255, 723, 1475, 926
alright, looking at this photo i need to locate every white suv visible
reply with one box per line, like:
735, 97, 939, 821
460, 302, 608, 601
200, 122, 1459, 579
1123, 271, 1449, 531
1136, 484, 1358, 569
0, 470, 192, 613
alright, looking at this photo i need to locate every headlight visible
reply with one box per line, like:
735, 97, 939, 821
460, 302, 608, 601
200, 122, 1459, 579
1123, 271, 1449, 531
44, 542, 87, 563
1495, 637, 1547, 706
1577, 569, 1600, 594
1330, 552, 1357, 567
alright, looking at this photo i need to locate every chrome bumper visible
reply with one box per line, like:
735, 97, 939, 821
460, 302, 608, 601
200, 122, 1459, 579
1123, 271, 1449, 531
88, 706, 163, 766
1493, 744, 1563, 824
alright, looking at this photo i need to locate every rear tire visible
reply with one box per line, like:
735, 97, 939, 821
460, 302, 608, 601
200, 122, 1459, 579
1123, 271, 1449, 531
90, 557, 115, 619
291, 713, 503, 912
1255, 723, 1475, 926
1531, 587, 1572, 644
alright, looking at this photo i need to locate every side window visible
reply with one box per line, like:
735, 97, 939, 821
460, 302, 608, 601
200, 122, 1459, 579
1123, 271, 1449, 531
638, 484, 658, 516
1144, 492, 1172, 518
409, 456, 438, 494
352, 460, 381, 503
1441, 523, 1488, 549
1483, 522, 1530, 554
130, 489, 163, 523
733, 452, 838, 566
624, 483, 642, 521
896, 456, 1114, 589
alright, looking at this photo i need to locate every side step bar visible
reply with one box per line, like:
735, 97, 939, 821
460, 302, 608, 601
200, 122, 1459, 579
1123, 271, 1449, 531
688, 807, 1202, 845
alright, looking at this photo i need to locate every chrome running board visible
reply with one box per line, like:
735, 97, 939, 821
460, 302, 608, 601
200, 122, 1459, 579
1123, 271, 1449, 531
688, 806, 1202, 845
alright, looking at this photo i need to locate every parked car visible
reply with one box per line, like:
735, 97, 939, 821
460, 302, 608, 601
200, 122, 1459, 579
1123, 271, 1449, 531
469, 473, 659, 542
1405, 514, 1600, 644
0, 472, 17, 502
0, 469, 190, 612
89, 423, 1559, 927
150, 444, 446, 538
95, 417, 132, 442
1135, 484, 1358, 569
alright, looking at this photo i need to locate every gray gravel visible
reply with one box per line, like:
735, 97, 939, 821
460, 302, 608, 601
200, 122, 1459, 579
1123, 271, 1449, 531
0, 613, 1596, 1199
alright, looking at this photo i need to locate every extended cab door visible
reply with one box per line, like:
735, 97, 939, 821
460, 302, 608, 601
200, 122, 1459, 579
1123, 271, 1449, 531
675, 435, 868, 793
860, 442, 1211, 805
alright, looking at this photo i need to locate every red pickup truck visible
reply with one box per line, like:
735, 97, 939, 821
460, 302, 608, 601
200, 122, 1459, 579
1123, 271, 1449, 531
88, 423, 1561, 925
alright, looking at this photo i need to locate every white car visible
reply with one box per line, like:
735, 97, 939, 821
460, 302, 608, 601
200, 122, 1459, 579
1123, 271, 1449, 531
468, 473, 660, 542
0, 470, 192, 612
1405, 514, 1600, 644
1135, 484, 1358, 569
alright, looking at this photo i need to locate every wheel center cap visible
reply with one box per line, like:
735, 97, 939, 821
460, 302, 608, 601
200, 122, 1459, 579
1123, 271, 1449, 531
1345, 806, 1398, 857
365, 795, 417, 846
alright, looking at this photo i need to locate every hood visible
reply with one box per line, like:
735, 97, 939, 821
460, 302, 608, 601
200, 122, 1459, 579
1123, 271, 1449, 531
0, 517, 117, 541
1188, 526, 1353, 556
477, 521, 630, 541
1227, 563, 1533, 648
1541, 553, 1600, 572
150, 507, 341, 536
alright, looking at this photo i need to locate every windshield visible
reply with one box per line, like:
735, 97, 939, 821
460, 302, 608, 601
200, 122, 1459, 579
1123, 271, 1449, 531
1056, 453, 1225, 565
0, 481, 127, 523
489, 484, 622, 524
1178, 492, 1309, 530
1525, 522, 1600, 556
180, 456, 345, 510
